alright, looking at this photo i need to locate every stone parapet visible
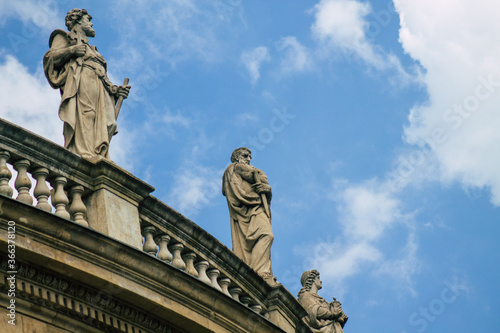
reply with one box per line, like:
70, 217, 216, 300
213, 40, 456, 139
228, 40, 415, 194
0, 118, 154, 248
0, 117, 310, 332
139, 196, 309, 331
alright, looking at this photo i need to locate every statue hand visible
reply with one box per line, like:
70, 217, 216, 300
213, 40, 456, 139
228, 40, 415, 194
72, 44, 87, 57
117, 85, 131, 99
252, 183, 271, 194
330, 301, 342, 313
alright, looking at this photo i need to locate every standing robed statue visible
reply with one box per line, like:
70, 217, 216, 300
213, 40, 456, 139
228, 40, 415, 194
222, 147, 276, 284
43, 8, 130, 159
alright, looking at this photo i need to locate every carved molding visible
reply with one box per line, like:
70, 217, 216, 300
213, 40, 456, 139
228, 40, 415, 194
0, 257, 182, 333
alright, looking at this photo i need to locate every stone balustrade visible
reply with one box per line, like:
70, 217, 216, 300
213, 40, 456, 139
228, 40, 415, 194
0, 119, 268, 315
140, 219, 267, 315
0, 118, 154, 249
0, 118, 308, 332
0, 151, 89, 227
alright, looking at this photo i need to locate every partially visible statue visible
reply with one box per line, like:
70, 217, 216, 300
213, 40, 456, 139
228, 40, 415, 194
43, 8, 130, 159
222, 147, 275, 282
298, 270, 348, 333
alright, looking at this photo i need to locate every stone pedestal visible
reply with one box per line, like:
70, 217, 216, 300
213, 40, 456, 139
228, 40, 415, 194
265, 285, 310, 333
85, 156, 155, 249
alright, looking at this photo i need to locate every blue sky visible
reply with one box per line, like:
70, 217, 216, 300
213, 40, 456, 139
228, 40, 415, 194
1, 1, 499, 332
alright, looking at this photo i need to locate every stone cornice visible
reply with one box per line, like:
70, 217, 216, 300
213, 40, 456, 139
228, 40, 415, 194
87, 156, 155, 205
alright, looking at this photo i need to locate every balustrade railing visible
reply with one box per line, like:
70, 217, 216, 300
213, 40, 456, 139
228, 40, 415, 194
0, 118, 153, 249
0, 118, 268, 315
0, 118, 305, 329
139, 213, 268, 315
0, 150, 89, 227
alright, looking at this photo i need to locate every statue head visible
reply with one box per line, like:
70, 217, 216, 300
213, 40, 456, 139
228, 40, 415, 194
298, 269, 321, 298
65, 9, 95, 37
231, 147, 252, 164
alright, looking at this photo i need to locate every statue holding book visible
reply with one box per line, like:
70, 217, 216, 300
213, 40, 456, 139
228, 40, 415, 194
298, 269, 348, 333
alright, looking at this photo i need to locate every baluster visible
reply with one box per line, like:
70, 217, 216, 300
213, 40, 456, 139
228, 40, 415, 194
250, 304, 263, 314
218, 277, 231, 297
13, 159, 32, 205
142, 226, 158, 256
170, 243, 186, 270
32, 168, 51, 212
0, 151, 13, 197
155, 234, 173, 263
229, 287, 242, 302
182, 252, 198, 277
51, 176, 70, 219
206, 268, 222, 291
194, 261, 211, 284
69, 185, 88, 227
240, 296, 252, 307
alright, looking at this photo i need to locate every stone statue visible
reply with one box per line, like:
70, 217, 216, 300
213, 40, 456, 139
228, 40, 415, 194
222, 147, 275, 282
43, 8, 130, 159
297, 270, 348, 333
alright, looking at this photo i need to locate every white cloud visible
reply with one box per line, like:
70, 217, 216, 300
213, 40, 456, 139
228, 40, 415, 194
336, 180, 404, 241
0, 1, 60, 34
318, 242, 382, 283
310, 0, 418, 83
241, 46, 271, 85
147, 108, 191, 128
277, 36, 312, 74
375, 230, 419, 296
234, 112, 260, 125
163, 125, 224, 218
109, 0, 243, 72
140, 108, 193, 142
302, 0, 500, 296
0, 54, 62, 144
311, 0, 382, 67
167, 165, 223, 217
298, 178, 417, 296
395, 0, 500, 205
162, 109, 191, 127
108, 124, 139, 171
